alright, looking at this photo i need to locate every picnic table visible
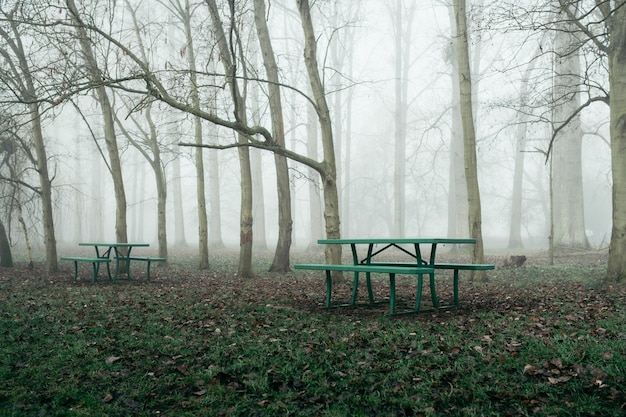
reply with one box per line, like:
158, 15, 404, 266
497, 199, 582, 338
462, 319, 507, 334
295, 237, 494, 314
61, 242, 165, 282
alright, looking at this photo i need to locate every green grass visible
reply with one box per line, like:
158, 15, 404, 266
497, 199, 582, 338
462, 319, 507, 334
1, 258, 625, 416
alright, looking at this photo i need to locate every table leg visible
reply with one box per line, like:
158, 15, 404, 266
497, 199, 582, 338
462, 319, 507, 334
453, 269, 460, 305
349, 244, 361, 304
414, 273, 424, 312
90, 261, 100, 283
429, 244, 440, 308
350, 271, 359, 305
324, 270, 332, 308
365, 244, 375, 303
389, 273, 396, 314
72, 261, 79, 282
126, 247, 134, 280
429, 271, 439, 308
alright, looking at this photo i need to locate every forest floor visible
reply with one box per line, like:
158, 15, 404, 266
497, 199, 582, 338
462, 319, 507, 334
1, 247, 625, 416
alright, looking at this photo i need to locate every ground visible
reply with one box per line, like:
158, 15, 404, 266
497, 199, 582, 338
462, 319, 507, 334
1, 247, 624, 416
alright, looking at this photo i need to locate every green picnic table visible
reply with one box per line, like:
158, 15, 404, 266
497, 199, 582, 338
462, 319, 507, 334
295, 238, 494, 314
61, 242, 166, 282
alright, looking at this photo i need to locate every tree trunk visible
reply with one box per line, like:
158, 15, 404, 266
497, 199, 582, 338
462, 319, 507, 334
453, 0, 486, 281
178, 0, 210, 269
208, 147, 225, 249
446, 5, 469, 241
606, 3, 626, 282
297, 0, 342, 265
307, 98, 324, 249
552, 12, 589, 250
0, 218, 13, 267
253, 0, 293, 272
207, 0, 253, 277
145, 110, 168, 259
0, 14, 58, 272
171, 132, 188, 248
508, 48, 540, 249
251, 149, 268, 251
391, 0, 415, 238
68, 0, 128, 247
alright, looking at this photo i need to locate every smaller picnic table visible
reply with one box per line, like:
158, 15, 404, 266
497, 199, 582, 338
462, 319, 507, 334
78, 242, 153, 281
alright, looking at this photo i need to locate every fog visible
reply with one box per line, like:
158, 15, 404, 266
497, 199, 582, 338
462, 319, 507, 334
1, 0, 612, 255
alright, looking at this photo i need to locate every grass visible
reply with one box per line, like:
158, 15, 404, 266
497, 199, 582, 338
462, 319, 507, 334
1, 254, 625, 416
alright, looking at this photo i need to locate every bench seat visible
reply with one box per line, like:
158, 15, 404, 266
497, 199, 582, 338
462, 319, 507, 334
126, 256, 167, 281
294, 263, 434, 314
60, 256, 111, 283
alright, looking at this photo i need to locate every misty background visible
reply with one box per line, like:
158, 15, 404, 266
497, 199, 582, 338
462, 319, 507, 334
0, 0, 612, 260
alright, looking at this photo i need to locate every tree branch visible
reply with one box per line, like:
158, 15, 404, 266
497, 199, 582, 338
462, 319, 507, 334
546, 95, 608, 161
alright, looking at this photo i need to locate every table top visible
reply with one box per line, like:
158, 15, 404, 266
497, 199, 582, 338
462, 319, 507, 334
318, 238, 476, 245
79, 242, 150, 247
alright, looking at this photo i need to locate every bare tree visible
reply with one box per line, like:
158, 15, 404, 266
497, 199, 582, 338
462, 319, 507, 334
0, 3, 58, 272
206, 0, 254, 277
551, 4, 589, 250
253, 0, 293, 272
0, 217, 11, 267
386, 0, 417, 238
66, 0, 129, 248
501, 0, 626, 281
165, 0, 210, 268
445, 3, 469, 241
453, 0, 487, 281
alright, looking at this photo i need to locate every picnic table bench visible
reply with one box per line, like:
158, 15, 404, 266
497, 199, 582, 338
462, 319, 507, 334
126, 256, 167, 280
60, 256, 112, 283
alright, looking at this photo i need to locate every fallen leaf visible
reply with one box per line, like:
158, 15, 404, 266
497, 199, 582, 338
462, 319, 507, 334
105, 356, 121, 364
523, 364, 539, 375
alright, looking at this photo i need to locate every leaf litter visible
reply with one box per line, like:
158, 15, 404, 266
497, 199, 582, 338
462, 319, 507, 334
1, 250, 625, 415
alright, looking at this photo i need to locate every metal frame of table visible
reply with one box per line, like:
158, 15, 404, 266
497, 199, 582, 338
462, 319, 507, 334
79, 242, 150, 281
318, 238, 476, 309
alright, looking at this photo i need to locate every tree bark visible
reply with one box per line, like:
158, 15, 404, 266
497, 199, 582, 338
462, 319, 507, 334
606, 2, 626, 282
0, 218, 13, 267
446, 4, 469, 241
177, 0, 210, 269
0, 10, 58, 272
67, 0, 128, 247
453, 0, 486, 281
508, 48, 540, 249
552, 11, 589, 250
207, 0, 253, 277
297, 0, 342, 265
208, 147, 225, 249
391, 0, 415, 238
307, 97, 324, 249
253, 0, 293, 272
171, 130, 188, 248
126, 1, 168, 259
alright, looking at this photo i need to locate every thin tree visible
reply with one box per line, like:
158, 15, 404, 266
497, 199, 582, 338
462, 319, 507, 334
166, 0, 210, 268
206, 0, 254, 277
551, 4, 589, 250
453, 0, 487, 281
66, 0, 129, 247
0, 217, 11, 267
253, 0, 293, 272
0, 4, 58, 272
